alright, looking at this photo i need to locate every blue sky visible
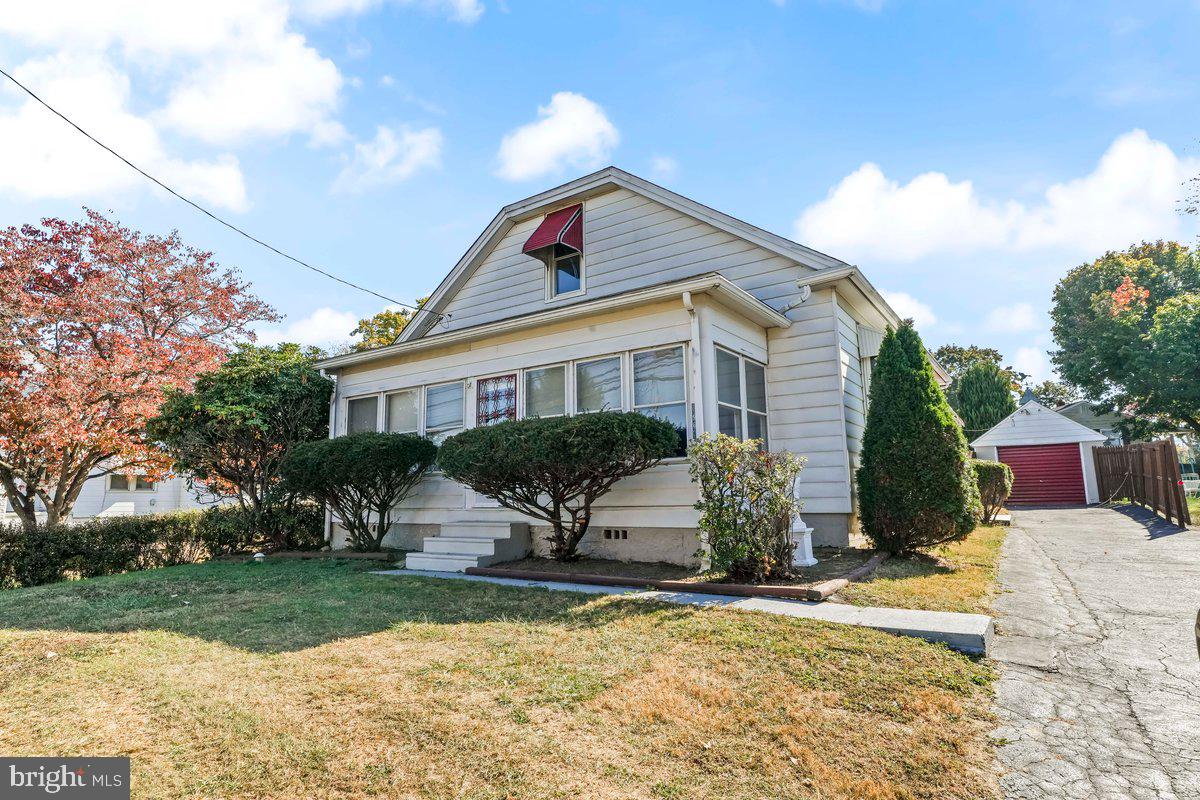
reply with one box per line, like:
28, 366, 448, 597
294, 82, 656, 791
1, 0, 1197, 381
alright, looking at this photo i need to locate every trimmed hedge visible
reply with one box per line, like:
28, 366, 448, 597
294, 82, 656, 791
0, 503, 324, 590
972, 459, 1014, 524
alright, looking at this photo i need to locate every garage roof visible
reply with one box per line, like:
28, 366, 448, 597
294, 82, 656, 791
973, 400, 1107, 448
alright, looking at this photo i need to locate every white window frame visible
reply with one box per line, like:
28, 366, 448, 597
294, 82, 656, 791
344, 393, 381, 434
109, 474, 156, 492
423, 380, 466, 440
631, 343, 691, 457
542, 205, 586, 303
520, 362, 569, 419
573, 352, 625, 414
715, 346, 769, 447
384, 388, 421, 434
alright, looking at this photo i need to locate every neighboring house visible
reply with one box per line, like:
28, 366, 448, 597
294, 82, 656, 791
973, 400, 1106, 505
1055, 400, 1126, 446
314, 167, 948, 568
0, 472, 220, 523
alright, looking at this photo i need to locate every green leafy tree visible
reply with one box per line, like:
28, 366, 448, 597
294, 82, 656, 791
971, 459, 1013, 524
932, 344, 1005, 382
1028, 380, 1079, 409
948, 362, 1018, 440
437, 412, 677, 561
1050, 241, 1200, 437
857, 323, 981, 554
147, 344, 334, 548
350, 299, 427, 351
282, 432, 437, 552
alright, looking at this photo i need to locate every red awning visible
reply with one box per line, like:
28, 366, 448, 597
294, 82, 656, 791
522, 203, 583, 255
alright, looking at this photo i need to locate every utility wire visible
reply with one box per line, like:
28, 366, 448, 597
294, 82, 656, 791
0, 66, 436, 318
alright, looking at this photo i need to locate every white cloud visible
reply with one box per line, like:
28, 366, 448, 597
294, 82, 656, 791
1012, 345, 1052, 383
881, 290, 937, 329
0, 53, 247, 210
795, 130, 1199, 263
496, 92, 619, 181
332, 125, 442, 193
650, 155, 679, 181
257, 307, 361, 347
298, 0, 483, 23
985, 302, 1039, 333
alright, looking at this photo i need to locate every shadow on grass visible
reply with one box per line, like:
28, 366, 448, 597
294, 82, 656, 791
850, 551, 955, 585
0, 559, 686, 654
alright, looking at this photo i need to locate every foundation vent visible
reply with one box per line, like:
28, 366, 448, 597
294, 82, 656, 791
602, 528, 629, 540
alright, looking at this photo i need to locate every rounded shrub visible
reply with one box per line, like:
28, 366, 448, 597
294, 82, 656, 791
856, 322, 982, 554
437, 411, 678, 561
972, 459, 1014, 524
282, 432, 437, 551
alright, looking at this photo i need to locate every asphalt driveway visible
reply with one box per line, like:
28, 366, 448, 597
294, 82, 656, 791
993, 505, 1200, 799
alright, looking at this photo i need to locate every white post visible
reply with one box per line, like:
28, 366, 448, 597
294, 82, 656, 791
791, 515, 817, 567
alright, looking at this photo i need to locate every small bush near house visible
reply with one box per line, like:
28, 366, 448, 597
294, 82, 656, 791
282, 432, 437, 552
972, 459, 1014, 524
857, 322, 982, 555
437, 412, 678, 561
196, 503, 325, 555
688, 434, 806, 583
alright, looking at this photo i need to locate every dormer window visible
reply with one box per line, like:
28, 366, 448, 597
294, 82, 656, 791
522, 203, 584, 300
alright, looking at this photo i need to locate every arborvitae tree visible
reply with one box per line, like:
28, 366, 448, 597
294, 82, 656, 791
856, 322, 981, 554
948, 361, 1018, 441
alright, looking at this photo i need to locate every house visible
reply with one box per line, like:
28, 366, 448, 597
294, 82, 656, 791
1, 472, 220, 523
1055, 400, 1126, 446
973, 399, 1106, 505
314, 167, 948, 569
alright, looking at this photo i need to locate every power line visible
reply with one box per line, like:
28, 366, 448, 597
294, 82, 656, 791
0, 66, 437, 318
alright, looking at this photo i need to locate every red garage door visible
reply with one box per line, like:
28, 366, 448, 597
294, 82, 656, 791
997, 443, 1086, 505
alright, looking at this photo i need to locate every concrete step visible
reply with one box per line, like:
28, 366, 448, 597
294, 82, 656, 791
422, 536, 498, 556
440, 520, 523, 539
404, 552, 482, 572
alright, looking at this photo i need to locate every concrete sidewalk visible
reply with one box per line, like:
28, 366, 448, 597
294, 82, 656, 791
375, 568, 994, 654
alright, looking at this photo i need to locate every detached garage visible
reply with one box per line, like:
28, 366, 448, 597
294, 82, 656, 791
973, 400, 1106, 505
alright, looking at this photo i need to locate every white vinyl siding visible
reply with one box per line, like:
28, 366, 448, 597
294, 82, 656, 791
835, 296, 866, 480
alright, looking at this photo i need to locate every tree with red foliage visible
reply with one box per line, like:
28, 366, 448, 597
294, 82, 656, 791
0, 211, 275, 530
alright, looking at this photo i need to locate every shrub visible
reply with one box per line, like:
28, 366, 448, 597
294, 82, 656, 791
282, 432, 437, 552
688, 434, 806, 583
437, 412, 678, 561
972, 459, 1013, 524
195, 503, 325, 556
856, 322, 982, 554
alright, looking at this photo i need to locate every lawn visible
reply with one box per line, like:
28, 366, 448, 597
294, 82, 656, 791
1189, 495, 1199, 522
0, 559, 997, 800
837, 526, 1007, 614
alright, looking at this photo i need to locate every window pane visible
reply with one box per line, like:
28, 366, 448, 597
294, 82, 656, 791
110, 474, 130, 491
633, 347, 685, 406
553, 252, 582, 295
576, 357, 622, 412
135, 477, 156, 491
716, 348, 741, 406
718, 405, 742, 439
638, 403, 687, 457
425, 383, 464, 430
347, 396, 378, 434
745, 361, 766, 412
525, 365, 565, 417
386, 391, 419, 433
747, 411, 768, 449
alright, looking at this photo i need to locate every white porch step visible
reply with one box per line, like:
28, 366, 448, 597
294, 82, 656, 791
405, 521, 531, 573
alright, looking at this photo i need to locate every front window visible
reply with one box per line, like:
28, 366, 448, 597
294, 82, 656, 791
575, 356, 622, 412
550, 244, 582, 298
425, 382, 464, 442
634, 346, 688, 456
716, 347, 768, 448
525, 365, 566, 417
346, 396, 379, 434
385, 390, 419, 434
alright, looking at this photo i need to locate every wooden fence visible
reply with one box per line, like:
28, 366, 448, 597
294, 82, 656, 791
1094, 440, 1192, 528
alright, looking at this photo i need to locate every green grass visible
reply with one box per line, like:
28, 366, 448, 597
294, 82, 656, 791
838, 526, 1007, 614
0, 559, 998, 799
1188, 495, 1199, 522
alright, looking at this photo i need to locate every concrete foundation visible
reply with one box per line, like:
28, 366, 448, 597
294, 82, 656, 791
528, 525, 701, 567
331, 522, 438, 551
804, 513, 852, 547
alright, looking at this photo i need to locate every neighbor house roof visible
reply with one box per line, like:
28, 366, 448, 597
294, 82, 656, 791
398, 166, 853, 343
973, 400, 1107, 448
